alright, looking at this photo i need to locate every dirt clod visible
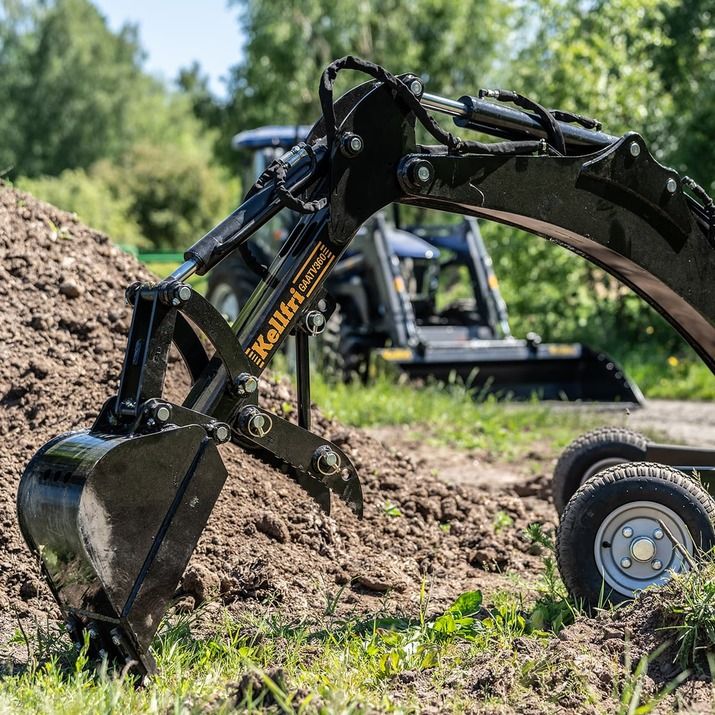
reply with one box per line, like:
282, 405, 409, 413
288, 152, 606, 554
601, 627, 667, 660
254, 513, 290, 543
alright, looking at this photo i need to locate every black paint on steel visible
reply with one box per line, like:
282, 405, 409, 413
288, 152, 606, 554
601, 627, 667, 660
454, 94, 618, 152
295, 330, 312, 430
121, 436, 210, 617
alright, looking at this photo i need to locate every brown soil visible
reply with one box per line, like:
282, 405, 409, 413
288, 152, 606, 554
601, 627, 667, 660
0, 183, 551, 622
0, 183, 709, 713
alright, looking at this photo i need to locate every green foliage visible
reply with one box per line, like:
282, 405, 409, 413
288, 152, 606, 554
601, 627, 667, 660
18, 140, 238, 250
513, 0, 676, 146
18, 168, 145, 246
0, 0, 147, 178
201, 0, 512, 167
525, 523, 577, 633
659, 556, 715, 669
100, 142, 239, 250
2, 0, 238, 250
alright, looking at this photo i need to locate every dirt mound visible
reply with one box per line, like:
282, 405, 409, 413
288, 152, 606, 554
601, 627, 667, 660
0, 183, 553, 626
2, 183, 712, 712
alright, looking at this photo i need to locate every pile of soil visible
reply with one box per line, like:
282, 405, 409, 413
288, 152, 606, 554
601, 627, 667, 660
0, 183, 552, 624
2, 184, 708, 712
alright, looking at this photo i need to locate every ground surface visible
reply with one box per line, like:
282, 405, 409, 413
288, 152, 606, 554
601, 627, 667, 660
1, 183, 714, 713
630, 399, 715, 445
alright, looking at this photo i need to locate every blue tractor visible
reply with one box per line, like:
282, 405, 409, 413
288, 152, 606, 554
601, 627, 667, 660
207, 126, 642, 403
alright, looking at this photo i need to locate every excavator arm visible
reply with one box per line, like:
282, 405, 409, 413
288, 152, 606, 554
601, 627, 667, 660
17, 57, 715, 676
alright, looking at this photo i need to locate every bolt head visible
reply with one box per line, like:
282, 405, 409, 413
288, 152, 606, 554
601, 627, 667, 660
653, 528, 664, 540
410, 79, 423, 96
622, 526, 634, 538
629, 141, 641, 157
651, 559, 663, 571
214, 424, 230, 442
237, 373, 259, 393
666, 177, 678, 194
155, 405, 171, 422
349, 135, 363, 153
620, 557, 632, 569
416, 165, 431, 183
176, 284, 192, 302
306, 311, 326, 333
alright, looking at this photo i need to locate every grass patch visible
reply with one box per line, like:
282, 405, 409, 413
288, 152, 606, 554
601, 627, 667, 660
0, 584, 593, 715
311, 373, 605, 460
624, 353, 715, 400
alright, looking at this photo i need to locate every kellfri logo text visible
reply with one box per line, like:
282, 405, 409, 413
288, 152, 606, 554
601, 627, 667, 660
245, 242, 335, 368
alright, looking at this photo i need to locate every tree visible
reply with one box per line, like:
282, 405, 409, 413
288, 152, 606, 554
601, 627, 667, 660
0, 0, 148, 177
199, 0, 512, 167
478, 0, 678, 354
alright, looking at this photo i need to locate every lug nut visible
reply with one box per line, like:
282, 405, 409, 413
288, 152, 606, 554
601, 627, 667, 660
410, 78, 423, 96
620, 557, 632, 569
235, 373, 259, 395
305, 310, 326, 335
239, 407, 273, 439
622, 526, 634, 538
651, 559, 663, 571
313, 445, 341, 476
666, 177, 678, 194
629, 141, 641, 157
653, 528, 664, 540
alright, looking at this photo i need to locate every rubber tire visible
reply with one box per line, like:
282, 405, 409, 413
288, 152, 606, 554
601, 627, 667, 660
557, 462, 715, 609
206, 261, 260, 324
552, 427, 648, 516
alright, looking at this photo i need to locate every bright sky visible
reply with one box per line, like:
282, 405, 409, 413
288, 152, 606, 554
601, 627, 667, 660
92, 0, 243, 96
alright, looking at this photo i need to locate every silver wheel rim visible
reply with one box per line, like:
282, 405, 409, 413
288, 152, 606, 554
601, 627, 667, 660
581, 457, 626, 486
594, 500, 693, 598
210, 283, 240, 323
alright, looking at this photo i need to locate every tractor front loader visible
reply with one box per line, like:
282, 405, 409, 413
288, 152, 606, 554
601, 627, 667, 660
17, 57, 715, 675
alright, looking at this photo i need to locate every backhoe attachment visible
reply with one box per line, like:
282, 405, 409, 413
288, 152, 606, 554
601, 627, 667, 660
17, 56, 715, 674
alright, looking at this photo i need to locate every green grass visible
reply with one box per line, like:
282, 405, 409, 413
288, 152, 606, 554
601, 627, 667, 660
311, 373, 606, 460
0, 584, 594, 714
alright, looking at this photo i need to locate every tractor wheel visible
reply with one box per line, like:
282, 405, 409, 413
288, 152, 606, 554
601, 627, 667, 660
557, 462, 715, 609
552, 427, 647, 516
206, 261, 260, 324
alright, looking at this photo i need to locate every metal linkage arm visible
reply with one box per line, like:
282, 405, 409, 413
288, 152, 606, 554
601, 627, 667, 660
182, 144, 325, 276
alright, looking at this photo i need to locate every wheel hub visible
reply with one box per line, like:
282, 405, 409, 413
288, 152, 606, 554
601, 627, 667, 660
630, 536, 656, 562
594, 501, 693, 597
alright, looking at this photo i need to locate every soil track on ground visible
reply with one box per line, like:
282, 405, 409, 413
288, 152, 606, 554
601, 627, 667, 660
1, 183, 712, 712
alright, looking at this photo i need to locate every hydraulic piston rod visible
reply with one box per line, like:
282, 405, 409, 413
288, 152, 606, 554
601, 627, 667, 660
421, 91, 618, 150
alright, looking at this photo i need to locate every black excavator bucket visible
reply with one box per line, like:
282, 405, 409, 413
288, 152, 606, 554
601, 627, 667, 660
18, 423, 227, 676
375, 341, 644, 404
